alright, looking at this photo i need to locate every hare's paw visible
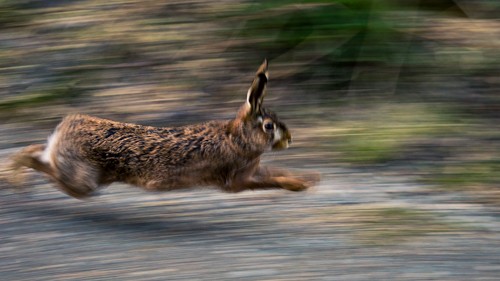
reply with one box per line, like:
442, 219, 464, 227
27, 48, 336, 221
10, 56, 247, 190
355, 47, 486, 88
0, 166, 33, 197
0, 163, 25, 187
301, 172, 321, 188
283, 181, 309, 192
277, 177, 310, 192
281, 172, 320, 192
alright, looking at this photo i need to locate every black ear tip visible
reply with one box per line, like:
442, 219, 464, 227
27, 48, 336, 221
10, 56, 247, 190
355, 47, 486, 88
257, 59, 268, 75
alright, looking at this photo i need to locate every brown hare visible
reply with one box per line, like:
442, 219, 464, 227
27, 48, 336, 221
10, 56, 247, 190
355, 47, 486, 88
8, 60, 319, 198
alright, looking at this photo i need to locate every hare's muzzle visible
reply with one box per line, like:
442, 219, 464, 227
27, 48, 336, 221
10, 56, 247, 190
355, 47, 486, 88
272, 126, 292, 150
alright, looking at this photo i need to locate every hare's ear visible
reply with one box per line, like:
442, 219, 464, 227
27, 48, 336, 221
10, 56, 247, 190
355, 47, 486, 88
246, 59, 268, 114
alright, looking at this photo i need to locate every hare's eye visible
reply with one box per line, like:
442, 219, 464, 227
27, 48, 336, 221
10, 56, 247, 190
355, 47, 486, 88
264, 122, 274, 131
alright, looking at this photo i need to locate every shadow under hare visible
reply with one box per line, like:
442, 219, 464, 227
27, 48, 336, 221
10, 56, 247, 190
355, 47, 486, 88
7, 60, 319, 199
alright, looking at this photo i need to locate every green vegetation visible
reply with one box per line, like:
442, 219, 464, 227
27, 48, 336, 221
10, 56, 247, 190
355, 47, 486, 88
431, 161, 500, 188
0, 80, 81, 111
315, 206, 468, 246
0, 0, 31, 27
353, 207, 466, 245
331, 103, 460, 164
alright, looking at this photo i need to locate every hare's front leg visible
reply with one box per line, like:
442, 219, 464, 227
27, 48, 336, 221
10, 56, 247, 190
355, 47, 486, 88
257, 166, 319, 191
229, 166, 319, 192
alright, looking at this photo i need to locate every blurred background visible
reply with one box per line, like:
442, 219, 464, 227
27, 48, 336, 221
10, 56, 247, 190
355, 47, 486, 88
0, 0, 499, 280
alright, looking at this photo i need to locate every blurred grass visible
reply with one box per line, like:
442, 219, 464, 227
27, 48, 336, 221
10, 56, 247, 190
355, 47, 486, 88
310, 206, 468, 246
431, 160, 500, 188
330, 103, 461, 164
0, 81, 81, 111
0, 0, 31, 27
354, 207, 465, 246
424, 159, 500, 205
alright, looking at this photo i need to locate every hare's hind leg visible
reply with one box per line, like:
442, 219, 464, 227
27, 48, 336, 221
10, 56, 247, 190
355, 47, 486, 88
52, 177, 98, 199
8, 144, 99, 199
51, 159, 101, 199
8, 144, 53, 186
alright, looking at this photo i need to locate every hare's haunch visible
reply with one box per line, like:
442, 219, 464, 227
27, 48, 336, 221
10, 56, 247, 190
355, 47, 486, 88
8, 60, 319, 198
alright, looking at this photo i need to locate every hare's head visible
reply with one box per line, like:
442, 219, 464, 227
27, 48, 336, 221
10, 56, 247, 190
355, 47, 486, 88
231, 60, 292, 151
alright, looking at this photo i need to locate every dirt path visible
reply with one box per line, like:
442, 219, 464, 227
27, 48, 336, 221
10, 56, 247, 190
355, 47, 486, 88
1, 154, 499, 280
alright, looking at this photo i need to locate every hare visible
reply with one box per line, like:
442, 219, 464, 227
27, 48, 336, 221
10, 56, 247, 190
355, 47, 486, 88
7, 60, 319, 199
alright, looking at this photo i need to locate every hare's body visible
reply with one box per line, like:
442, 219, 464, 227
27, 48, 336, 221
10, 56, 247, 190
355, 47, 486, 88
41, 115, 265, 193
8, 60, 318, 198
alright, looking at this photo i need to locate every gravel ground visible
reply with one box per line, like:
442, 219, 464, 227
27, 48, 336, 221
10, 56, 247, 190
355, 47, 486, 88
1, 153, 499, 280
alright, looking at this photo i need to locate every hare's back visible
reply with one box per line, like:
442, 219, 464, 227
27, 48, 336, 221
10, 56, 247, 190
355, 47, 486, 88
55, 114, 230, 167
57, 114, 175, 155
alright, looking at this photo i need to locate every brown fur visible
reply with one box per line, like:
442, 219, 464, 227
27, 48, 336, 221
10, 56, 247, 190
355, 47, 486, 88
7, 60, 319, 198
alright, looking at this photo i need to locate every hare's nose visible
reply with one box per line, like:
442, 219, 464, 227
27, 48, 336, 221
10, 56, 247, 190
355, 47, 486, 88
288, 138, 292, 145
